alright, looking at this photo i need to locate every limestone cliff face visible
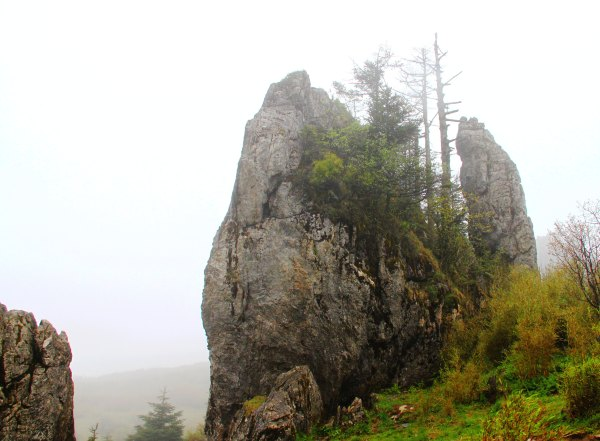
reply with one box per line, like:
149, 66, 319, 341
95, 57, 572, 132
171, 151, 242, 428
456, 117, 537, 268
0, 303, 75, 441
202, 72, 446, 440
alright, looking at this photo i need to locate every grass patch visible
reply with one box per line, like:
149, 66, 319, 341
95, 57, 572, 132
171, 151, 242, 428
242, 395, 267, 416
298, 379, 600, 440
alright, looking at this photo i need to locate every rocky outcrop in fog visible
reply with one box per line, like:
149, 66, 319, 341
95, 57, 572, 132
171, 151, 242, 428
0, 303, 75, 441
457, 117, 537, 268
202, 72, 447, 440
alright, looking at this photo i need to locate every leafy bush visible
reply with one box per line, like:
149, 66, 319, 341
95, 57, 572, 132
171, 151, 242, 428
443, 361, 485, 404
298, 123, 425, 238
481, 393, 561, 441
563, 305, 600, 358
511, 314, 557, 379
477, 305, 517, 366
561, 356, 600, 418
478, 268, 560, 379
309, 152, 344, 187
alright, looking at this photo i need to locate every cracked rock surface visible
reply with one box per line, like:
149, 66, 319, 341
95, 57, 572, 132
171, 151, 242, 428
0, 303, 75, 441
202, 72, 446, 440
456, 117, 537, 268
227, 366, 322, 441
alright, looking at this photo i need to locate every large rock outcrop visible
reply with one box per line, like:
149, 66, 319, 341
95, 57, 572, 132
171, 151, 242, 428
0, 303, 75, 441
456, 117, 537, 268
202, 72, 446, 440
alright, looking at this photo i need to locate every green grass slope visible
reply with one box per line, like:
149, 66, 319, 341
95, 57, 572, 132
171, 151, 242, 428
300, 381, 599, 441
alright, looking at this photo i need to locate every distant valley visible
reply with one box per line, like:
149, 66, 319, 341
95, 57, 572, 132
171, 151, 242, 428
74, 363, 210, 441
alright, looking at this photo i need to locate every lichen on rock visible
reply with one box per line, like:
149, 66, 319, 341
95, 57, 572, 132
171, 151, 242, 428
0, 303, 75, 441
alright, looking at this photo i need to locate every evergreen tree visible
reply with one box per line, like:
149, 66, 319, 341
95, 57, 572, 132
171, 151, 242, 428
321, 48, 426, 233
126, 389, 184, 441
87, 424, 99, 441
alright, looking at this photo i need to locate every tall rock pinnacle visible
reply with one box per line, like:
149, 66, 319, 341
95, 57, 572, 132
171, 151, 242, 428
456, 117, 537, 268
0, 303, 76, 441
202, 72, 447, 440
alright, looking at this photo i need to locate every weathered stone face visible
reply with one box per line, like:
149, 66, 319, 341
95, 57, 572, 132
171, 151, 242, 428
456, 117, 537, 268
202, 72, 446, 440
0, 304, 76, 441
227, 366, 322, 441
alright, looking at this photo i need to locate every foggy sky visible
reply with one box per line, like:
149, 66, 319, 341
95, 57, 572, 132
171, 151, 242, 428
1, 0, 599, 376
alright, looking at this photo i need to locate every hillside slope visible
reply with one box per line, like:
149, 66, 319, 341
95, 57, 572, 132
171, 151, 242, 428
74, 363, 210, 440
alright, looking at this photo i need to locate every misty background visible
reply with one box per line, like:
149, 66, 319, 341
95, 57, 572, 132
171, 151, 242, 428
1, 0, 599, 381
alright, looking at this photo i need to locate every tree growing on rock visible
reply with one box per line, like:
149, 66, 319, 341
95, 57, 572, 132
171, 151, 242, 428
126, 389, 185, 441
319, 47, 427, 232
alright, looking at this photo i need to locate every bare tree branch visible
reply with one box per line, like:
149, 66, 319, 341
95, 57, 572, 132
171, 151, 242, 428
550, 200, 600, 315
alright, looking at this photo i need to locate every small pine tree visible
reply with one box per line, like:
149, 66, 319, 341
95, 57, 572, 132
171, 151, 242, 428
87, 424, 99, 441
126, 389, 184, 441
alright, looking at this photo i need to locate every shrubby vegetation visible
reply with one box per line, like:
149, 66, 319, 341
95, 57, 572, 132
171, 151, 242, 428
298, 122, 424, 238
294, 45, 600, 440
183, 423, 206, 441
562, 356, 600, 419
299, 268, 599, 440
481, 393, 561, 441
296, 48, 485, 301
550, 200, 600, 315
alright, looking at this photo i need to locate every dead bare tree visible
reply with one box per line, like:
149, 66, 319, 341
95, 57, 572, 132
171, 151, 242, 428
399, 48, 437, 229
550, 200, 600, 315
433, 33, 461, 196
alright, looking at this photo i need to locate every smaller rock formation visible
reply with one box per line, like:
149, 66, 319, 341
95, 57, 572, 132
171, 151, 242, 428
227, 366, 322, 441
339, 397, 365, 428
0, 303, 75, 441
456, 117, 537, 268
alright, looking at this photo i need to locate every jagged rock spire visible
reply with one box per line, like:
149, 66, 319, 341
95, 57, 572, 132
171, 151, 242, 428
0, 303, 76, 441
457, 117, 537, 268
202, 72, 446, 440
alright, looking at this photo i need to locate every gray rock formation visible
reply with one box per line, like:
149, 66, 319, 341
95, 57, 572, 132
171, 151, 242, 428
202, 71, 447, 440
0, 303, 75, 441
227, 366, 322, 441
456, 117, 537, 268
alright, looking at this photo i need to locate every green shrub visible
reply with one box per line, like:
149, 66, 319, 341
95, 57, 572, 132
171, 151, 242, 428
442, 316, 484, 368
480, 268, 560, 379
309, 152, 344, 186
443, 361, 484, 404
512, 314, 557, 379
481, 393, 561, 441
561, 356, 600, 418
478, 306, 517, 366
